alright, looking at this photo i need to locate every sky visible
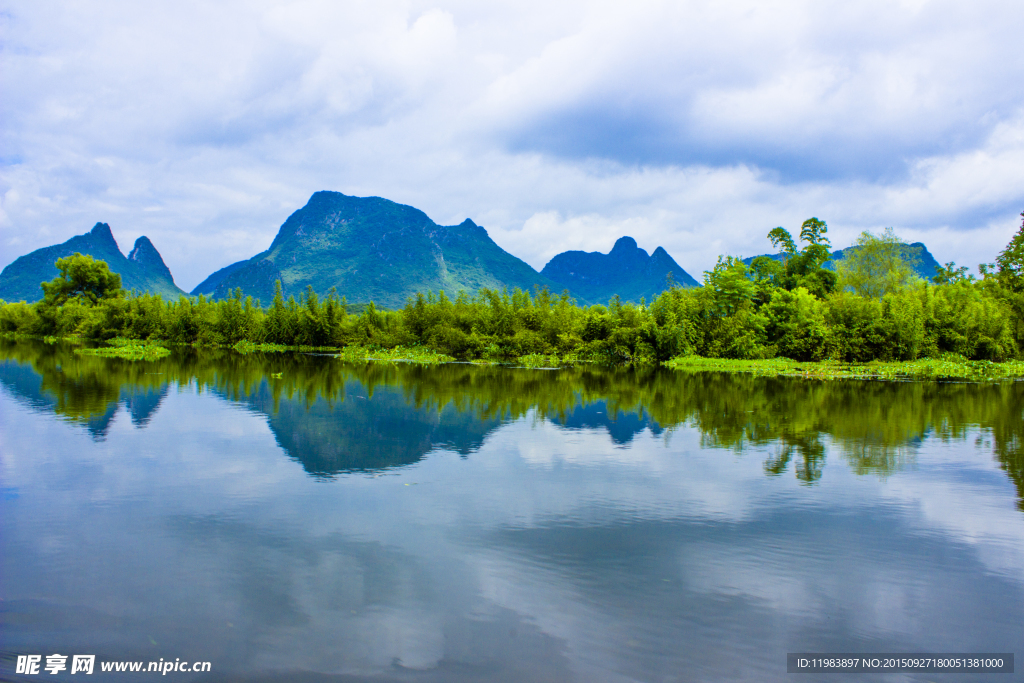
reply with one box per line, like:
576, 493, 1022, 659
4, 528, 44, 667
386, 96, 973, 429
2, 0, 1023, 292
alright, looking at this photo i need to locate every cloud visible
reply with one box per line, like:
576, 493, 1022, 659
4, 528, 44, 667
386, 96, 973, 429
479, 0, 1024, 181
1, 0, 1022, 290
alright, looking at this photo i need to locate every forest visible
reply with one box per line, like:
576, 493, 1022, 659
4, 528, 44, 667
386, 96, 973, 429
2, 217, 1024, 367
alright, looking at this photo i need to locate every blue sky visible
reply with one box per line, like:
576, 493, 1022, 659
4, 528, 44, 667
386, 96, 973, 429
2, 0, 1023, 291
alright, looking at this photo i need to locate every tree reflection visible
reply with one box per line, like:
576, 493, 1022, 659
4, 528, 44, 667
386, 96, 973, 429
1, 338, 1021, 506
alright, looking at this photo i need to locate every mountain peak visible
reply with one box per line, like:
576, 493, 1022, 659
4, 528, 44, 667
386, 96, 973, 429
611, 236, 639, 254
608, 236, 651, 261
212, 192, 552, 307
541, 236, 699, 304
0, 223, 184, 302
128, 236, 175, 283
89, 222, 119, 249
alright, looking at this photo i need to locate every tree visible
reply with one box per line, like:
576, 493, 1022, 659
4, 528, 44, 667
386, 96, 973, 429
994, 210, 1024, 292
758, 218, 837, 299
797, 217, 832, 273
932, 261, 974, 285
40, 253, 122, 306
704, 256, 755, 315
768, 227, 797, 259
834, 228, 920, 298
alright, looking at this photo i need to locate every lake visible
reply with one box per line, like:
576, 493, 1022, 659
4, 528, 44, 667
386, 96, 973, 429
1, 340, 1021, 682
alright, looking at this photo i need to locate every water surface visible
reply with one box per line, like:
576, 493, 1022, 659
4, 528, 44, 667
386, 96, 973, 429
1, 341, 1022, 682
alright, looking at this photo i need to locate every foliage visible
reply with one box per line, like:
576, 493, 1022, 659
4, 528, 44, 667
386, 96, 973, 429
76, 337, 171, 360
665, 353, 1024, 381
41, 253, 123, 307
932, 261, 974, 285
835, 228, 921, 298
994, 210, 1024, 292
704, 256, 755, 315
335, 345, 454, 364
753, 218, 837, 298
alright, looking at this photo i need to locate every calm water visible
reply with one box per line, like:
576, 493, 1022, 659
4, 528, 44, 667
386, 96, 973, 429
1, 340, 1022, 682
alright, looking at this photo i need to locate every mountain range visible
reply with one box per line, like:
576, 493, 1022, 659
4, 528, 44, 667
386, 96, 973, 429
0, 222, 185, 303
193, 193, 701, 307
541, 236, 700, 304
2, 191, 946, 308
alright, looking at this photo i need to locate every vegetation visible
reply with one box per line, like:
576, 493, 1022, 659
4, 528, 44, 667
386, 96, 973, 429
76, 337, 171, 360
2, 215, 1023, 371
42, 253, 124, 306
834, 227, 921, 298
666, 355, 1024, 381
334, 344, 454, 364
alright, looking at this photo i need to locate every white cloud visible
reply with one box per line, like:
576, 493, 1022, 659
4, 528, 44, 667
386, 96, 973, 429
1, 0, 1022, 290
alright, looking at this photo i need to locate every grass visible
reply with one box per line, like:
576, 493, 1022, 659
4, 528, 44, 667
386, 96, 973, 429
335, 345, 454, 365
232, 341, 350, 354
665, 354, 1024, 381
27, 331, 1024, 380
76, 337, 171, 360
232, 341, 294, 354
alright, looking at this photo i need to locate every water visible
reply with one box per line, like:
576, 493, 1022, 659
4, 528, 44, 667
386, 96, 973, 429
1, 340, 1021, 682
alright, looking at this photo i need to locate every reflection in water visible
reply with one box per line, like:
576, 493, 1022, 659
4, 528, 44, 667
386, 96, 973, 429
550, 402, 662, 445
250, 383, 505, 476
1, 340, 1023, 682
1, 339, 1021, 501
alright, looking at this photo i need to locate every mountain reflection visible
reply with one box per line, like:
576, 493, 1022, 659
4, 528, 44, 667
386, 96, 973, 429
550, 402, 662, 445
244, 381, 505, 477
0, 339, 1021, 507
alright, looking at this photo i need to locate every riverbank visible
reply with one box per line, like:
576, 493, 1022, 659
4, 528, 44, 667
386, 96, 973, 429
11, 331, 1024, 380
665, 355, 1024, 381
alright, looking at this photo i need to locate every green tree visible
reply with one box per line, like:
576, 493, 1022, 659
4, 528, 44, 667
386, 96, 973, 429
932, 261, 974, 285
40, 253, 122, 306
758, 218, 837, 298
834, 228, 920, 299
704, 256, 755, 315
768, 226, 797, 259
995, 210, 1024, 292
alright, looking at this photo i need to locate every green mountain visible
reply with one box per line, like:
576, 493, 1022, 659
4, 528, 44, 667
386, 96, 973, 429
0, 222, 185, 303
540, 236, 700, 305
741, 242, 941, 280
204, 191, 561, 308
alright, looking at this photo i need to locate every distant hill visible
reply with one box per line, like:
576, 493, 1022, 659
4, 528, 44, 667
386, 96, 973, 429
202, 191, 562, 308
741, 242, 941, 281
0, 223, 185, 303
540, 236, 700, 305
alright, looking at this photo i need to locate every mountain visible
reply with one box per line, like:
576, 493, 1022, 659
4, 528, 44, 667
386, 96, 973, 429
740, 242, 941, 281
540, 236, 700, 305
204, 191, 561, 308
0, 223, 186, 303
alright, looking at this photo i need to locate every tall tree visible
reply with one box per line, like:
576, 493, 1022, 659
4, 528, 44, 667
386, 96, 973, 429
753, 218, 838, 299
40, 253, 122, 306
834, 228, 920, 298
